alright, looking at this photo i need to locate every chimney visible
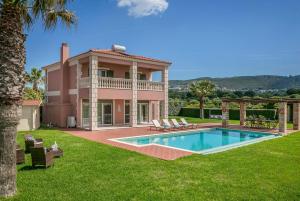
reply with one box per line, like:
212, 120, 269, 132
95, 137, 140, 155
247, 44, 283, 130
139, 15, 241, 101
60, 43, 69, 64
59, 43, 70, 105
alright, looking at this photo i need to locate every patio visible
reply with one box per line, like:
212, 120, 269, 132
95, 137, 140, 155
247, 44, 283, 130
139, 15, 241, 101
63, 121, 290, 160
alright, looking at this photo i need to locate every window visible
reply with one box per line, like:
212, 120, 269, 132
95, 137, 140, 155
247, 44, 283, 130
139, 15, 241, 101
125, 72, 130, 79
98, 69, 114, 78
138, 73, 146, 80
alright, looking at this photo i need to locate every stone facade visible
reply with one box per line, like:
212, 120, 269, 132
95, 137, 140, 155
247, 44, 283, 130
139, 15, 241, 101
130, 62, 138, 127
222, 102, 229, 128
278, 102, 287, 133
76, 61, 82, 128
239, 102, 246, 126
293, 103, 300, 130
162, 67, 169, 119
89, 56, 98, 130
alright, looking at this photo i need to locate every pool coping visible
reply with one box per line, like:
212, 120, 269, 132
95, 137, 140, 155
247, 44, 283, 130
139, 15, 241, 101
108, 127, 282, 155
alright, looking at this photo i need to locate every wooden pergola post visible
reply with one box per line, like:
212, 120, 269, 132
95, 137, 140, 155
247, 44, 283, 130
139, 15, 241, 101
293, 103, 300, 130
222, 102, 229, 128
239, 102, 246, 126
278, 102, 287, 134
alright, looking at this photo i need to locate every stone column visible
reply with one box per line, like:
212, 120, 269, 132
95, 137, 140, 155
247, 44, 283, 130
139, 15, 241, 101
222, 102, 229, 128
76, 61, 82, 128
162, 67, 169, 119
130, 61, 138, 127
278, 102, 287, 134
239, 102, 246, 126
293, 103, 300, 130
89, 55, 98, 130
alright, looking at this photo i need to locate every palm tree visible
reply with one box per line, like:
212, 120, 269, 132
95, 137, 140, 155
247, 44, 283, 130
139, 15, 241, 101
25, 67, 43, 91
0, 0, 76, 197
189, 80, 216, 119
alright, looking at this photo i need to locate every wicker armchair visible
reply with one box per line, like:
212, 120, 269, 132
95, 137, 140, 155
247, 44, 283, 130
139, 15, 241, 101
16, 144, 25, 164
24, 134, 43, 153
30, 147, 54, 168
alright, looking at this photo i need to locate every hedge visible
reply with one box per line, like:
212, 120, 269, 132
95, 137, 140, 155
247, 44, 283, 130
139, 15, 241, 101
178, 107, 278, 120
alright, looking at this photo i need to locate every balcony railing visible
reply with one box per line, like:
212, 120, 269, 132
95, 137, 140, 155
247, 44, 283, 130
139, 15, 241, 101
137, 80, 164, 91
79, 77, 164, 91
98, 77, 132, 89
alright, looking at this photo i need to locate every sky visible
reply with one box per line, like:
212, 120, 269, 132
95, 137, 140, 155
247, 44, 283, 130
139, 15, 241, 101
25, 0, 300, 80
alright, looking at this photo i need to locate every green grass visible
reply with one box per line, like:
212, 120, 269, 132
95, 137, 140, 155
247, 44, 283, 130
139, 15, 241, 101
2, 129, 300, 201
170, 116, 294, 129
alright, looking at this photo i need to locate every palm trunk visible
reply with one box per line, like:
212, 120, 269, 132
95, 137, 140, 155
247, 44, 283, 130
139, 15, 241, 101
33, 82, 38, 91
199, 97, 204, 119
0, 3, 26, 197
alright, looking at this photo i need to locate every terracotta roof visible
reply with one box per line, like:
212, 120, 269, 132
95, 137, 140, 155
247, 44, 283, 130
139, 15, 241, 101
22, 100, 41, 106
90, 49, 171, 64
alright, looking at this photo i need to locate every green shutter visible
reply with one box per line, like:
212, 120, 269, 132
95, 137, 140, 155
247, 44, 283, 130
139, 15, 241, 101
107, 70, 114, 77
140, 74, 146, 80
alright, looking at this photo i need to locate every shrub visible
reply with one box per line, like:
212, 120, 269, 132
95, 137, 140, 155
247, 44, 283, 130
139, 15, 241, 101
179, 107, 277, 120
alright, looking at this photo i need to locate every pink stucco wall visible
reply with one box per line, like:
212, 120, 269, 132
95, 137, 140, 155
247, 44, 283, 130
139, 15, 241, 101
47, 69, 60, 91
138, 91, 164, 101
47, 96, 60, 103
97, 89, 132, 100
69, 65, 77, 89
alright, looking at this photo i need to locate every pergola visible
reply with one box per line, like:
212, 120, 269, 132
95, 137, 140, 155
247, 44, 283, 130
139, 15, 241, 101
221, 98, 300, 134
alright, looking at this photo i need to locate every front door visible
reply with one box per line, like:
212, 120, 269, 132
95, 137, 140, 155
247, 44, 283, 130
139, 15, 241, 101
97, 102, 113, 126
125, 102, 130, 124
82, 101, 89, 128
102, 103, 112, 125
137, 103, 149, 124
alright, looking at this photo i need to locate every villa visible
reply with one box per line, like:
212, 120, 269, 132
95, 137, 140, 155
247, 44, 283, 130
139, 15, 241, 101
43, 43, 171, 130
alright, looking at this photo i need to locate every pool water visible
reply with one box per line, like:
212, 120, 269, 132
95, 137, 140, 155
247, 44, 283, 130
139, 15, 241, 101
115, 128, 279, 153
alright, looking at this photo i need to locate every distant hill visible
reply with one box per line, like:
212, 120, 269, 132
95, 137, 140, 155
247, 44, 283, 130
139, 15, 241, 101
169, 75, 300, 90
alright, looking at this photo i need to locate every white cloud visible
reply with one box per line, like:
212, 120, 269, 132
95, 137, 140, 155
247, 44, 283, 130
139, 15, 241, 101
117, 0, 169, 17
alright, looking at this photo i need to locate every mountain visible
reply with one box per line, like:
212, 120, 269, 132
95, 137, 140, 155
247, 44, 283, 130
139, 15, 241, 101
169, 75, 300, 90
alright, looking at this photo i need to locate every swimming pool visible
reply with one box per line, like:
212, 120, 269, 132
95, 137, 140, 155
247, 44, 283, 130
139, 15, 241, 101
111, 128, 280, 154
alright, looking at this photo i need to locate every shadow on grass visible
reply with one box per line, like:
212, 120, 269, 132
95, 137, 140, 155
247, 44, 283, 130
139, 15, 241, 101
19, 165, 52, 171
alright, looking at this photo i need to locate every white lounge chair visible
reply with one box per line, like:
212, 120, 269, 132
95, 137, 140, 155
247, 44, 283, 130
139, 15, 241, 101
180, 118, 197, 128
171, 119, 185, 129
162, 119, 180, 130
150, 120, 170, 131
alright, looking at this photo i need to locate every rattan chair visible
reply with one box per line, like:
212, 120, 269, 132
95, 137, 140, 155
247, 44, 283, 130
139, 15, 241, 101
24, 134, 43, 153
30, 147, 54, 168
16, 144, 25, 164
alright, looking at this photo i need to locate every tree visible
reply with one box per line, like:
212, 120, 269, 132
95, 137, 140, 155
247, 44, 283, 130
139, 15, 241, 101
23, 87, 44, 101
286, 88, 300, 95
244, 90, 256, 97
0, 0, 76, 197
25, 67, 43, 91
189, 80, 216, 119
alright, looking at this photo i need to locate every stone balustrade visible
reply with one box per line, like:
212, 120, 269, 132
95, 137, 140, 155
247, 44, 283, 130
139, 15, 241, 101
79, 77, 164, 91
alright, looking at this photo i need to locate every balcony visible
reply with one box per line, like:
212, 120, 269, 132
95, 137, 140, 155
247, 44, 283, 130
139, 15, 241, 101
79, 77, 164, 91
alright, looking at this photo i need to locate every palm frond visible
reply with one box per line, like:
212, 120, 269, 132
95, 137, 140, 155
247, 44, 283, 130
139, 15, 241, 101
31, 0, 76, 29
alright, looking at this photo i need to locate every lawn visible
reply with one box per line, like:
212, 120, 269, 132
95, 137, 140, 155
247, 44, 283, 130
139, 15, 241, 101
2, 128, 300, 201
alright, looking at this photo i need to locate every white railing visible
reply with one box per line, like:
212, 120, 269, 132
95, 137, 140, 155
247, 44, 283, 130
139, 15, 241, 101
80, 77, 164, 91
82, 118, 89, 128
98, 77, 132, 89
137, 80, 164, 91
79, 77, 89, 88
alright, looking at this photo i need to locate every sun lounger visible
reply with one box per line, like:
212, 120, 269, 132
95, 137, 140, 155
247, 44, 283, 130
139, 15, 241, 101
180, 118, 198, 128
150, 120, 170, 131
171, 119, 186, 129
162, 119, 180, 130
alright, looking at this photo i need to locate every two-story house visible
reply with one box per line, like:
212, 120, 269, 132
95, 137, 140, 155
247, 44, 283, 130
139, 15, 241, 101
43, 43, 171, 130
